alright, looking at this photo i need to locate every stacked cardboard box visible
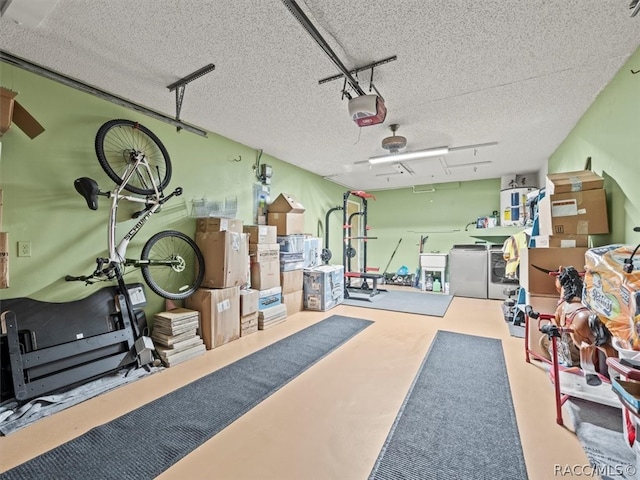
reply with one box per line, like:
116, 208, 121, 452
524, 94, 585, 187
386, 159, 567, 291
245, 223, 286, 328
281, 269, 304, 316
277, 234, 306, 316
245, 225, 279, 290
239, 288, 259, 336
151, 308, 206, 366
520, 171, 606, 305
267, 193, 305, 236
534, 170, 608, 246
196, 217, 249, 289
185, 286, 240, 350
190, 217, 247, 350
303, 265, 345, 311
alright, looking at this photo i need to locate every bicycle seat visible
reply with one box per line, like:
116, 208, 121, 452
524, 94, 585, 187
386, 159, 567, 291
74, 177, 100, 210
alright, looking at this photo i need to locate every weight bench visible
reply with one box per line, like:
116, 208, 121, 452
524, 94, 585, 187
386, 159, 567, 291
344, 271, 386, 301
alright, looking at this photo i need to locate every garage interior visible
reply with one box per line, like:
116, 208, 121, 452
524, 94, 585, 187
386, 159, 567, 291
1, 1, 640, 479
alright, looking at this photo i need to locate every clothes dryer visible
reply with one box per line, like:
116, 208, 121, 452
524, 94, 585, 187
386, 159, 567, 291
487, 245, 519, 300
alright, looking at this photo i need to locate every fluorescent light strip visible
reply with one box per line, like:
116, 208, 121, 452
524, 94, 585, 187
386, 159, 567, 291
444, 160, 492, 169
368, 146, 449, 165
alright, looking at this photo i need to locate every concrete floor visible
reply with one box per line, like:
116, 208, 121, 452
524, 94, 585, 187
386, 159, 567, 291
0, 293, 595, 479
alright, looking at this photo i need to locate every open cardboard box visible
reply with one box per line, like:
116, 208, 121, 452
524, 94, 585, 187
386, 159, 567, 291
0, 87, 45, 139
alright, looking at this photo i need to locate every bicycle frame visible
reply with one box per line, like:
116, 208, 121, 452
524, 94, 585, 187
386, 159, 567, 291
107, 152, 163, 265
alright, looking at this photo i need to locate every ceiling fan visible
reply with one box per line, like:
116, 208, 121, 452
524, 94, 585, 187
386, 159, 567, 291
381, 124, 407, 153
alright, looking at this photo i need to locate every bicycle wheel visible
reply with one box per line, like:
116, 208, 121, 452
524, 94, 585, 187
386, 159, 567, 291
95, 119, 172, 195
140, 230, 204, 300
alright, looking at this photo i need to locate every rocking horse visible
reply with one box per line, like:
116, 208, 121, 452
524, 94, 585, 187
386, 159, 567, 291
539, 266, 617, 386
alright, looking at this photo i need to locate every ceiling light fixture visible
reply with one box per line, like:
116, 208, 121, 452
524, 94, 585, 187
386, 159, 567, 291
368, 146, 449, 165
364, 141, 498, 166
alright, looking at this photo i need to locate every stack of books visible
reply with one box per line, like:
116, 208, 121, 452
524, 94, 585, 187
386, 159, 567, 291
151, 308, 206, 367
258, 303, 287, 330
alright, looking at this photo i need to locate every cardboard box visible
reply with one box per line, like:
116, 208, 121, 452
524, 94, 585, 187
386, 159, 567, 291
280, 269, 303, 294
529, 234, 589, 248
196, 217, 243, 234
519, 247, 589, 297
196, 231, 249, 288
249, 243, 280, 263
0, 87, 45, 139
243, 225, 277, 244
546, 170, 604, 195
267, 212, 305, 235
239, 288, 259, 316
185, 287, 240, 349
282, 290, 304, 316
268, 193, 305, 213
0, 232, 8, 289
303, 265, 344, 311
250, 260, 280, 290
240, 312, 259, 336
538, 188, 609, 235
258, 286, 282, 310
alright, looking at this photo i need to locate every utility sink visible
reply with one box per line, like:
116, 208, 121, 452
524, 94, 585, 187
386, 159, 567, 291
419, 253, 448, 269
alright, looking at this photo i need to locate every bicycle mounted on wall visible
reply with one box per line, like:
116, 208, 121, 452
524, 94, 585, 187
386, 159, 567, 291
67, 119, 205, 309
2, 120, 206, 402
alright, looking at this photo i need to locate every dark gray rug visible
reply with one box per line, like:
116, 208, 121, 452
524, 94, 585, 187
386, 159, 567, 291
343, 290, 453, 317
369, 330, 528, 480
0, 315, 372, 480
566, 398, 637, 480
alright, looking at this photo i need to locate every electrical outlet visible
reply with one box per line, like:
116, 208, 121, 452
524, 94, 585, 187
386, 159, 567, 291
18, 241, 31, 257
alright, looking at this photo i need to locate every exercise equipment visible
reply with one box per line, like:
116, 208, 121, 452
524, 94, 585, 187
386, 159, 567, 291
0, 284, 145, 402
342, 190, 385, 300
321, 206, 343, 264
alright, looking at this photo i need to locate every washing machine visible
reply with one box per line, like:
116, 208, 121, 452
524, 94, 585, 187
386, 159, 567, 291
448, 244, 488, 299
487, 245, 519, 300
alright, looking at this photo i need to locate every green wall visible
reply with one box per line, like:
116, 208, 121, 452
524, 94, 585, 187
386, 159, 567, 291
6, 42, 636, 315
0, 64, 346, 314
548, 46, 640, 245
364, 180, 501, 275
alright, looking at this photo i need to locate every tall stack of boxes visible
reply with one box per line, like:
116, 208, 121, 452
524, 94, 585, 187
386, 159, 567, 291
536, 170, 608, 246
520, 170, 609, 358
279, 234, 305, 315
267, 193, 306, 317
185, 217, 247, 350
521, 170, 608, 300
245, 224, 287, 329
239, 288, 259, 336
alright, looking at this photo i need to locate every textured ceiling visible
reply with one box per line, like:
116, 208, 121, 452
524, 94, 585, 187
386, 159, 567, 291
1, 0, 638, 191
